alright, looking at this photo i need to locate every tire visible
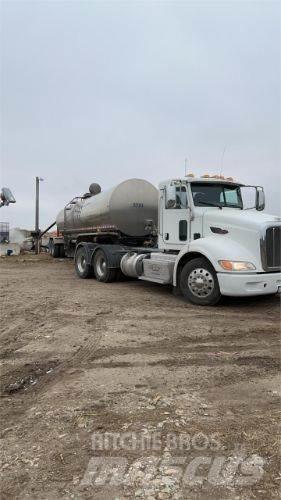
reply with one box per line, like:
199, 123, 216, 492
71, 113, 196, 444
51, 243, 61, 258
49, 240, 53, 255
93, 249, 118, 282
59, 245, 65, 258
75, 246, 94, 279
179, 257, 221, 306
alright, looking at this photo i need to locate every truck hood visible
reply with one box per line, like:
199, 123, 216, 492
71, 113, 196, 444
202, 208, 281, 232
200, 208, 280, 272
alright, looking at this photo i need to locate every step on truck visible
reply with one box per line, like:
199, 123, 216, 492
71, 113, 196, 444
49, 176, 281, 306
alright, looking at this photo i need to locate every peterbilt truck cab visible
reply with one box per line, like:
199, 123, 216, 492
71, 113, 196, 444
119, 175, 281, 305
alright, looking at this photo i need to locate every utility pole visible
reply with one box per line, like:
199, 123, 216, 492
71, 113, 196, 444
35, 176, 43, 254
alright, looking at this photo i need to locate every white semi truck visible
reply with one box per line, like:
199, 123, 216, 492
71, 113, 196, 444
50, 175, 281, 305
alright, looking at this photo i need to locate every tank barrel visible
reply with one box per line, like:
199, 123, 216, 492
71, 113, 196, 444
56, 179, 158, 240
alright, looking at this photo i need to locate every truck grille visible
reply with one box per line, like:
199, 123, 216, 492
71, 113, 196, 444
262, 226, 281, 271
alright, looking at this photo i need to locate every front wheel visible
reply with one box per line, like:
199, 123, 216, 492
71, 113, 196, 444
180, 257, 221, 306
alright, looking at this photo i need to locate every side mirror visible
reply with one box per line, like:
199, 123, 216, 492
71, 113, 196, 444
165, 185, 177, 209
256, 187, 265, 211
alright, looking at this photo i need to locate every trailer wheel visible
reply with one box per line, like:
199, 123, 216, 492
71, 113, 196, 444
50, 242, 61, 258
75, 247, 94, 279
59, 245, 65, 258
180, 257, 221, 306
93, 249, 118, 282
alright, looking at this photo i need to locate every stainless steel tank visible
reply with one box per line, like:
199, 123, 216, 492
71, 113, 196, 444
56, 178, 158, 238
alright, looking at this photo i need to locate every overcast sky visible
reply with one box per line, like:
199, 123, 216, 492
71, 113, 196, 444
0, 0, 280, 229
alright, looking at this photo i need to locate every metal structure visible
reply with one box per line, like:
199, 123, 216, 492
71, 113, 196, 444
34, 177, 44, 254
0, 222, 9, 243
0, 188, 16, 207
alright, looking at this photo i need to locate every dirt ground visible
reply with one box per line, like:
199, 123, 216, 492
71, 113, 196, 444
0, 254, 280, 499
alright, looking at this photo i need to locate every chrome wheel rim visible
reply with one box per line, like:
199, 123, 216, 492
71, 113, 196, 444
95, 254, 107, 278
188, 268, 214, 298
77, 254, 86, 274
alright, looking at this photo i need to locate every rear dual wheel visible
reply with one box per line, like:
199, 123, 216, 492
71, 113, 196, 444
50, 241, 65, 258
75, 247, 94, 279
75, 247, 118, 282
93, 249, 118, 282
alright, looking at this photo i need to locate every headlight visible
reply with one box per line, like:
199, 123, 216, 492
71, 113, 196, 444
218, 260, 256, 271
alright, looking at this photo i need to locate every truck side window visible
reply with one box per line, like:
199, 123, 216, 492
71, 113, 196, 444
220, 188, 240, 206
166, 186, 188, 209
176, 186, 188, 209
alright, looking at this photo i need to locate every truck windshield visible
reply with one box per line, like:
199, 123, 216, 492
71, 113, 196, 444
191, 183, 243, 209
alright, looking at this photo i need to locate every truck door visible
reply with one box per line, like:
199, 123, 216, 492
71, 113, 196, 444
160, 184, 189, 249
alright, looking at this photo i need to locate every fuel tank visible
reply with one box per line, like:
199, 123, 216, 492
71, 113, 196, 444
56, 178, 158, 238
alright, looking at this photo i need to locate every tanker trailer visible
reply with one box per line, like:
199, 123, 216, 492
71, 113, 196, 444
50, 179, 158, 265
